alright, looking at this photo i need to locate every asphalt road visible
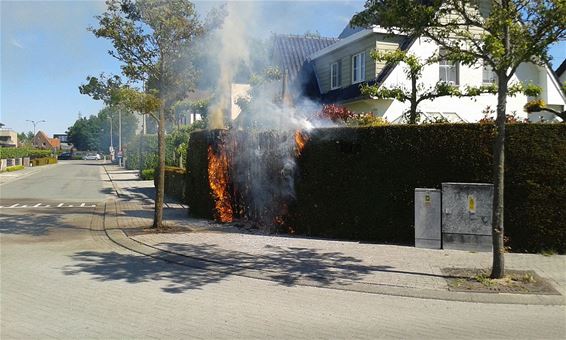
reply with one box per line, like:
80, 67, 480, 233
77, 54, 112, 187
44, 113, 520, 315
0, 160, 109, 201
1, 161, 565, 339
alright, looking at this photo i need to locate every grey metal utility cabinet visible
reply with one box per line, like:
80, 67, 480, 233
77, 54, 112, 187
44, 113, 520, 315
414, 188, 442, 249
441, 183, 494, 252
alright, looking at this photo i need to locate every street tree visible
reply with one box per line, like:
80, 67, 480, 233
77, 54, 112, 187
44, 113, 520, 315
353, 0, 566, 278
89, 0, 207, 228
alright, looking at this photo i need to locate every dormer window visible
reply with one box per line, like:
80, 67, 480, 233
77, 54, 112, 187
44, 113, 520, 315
439, 48, 459, 85
331, 61, 341, 89
352, 52, 366, 84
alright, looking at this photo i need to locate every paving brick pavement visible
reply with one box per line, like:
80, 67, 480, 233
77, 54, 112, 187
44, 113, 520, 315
102, 165, 566, 306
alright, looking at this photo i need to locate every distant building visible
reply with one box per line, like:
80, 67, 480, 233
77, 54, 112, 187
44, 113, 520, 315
32, 130, 60, 151
53, 133, 72, 151
53, 133, 68, 143
0, 123, 18, 147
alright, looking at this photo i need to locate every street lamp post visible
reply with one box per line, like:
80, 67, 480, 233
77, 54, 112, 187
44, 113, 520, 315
118, 110, 122, 167
107, 116, 114, 161
26, 119, 46, 137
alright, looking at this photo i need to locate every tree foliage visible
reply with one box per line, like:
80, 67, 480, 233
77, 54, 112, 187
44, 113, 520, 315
67, 115, 103, 151
17, 131, 34, 147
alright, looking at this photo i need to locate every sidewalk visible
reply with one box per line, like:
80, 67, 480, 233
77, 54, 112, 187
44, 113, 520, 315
102, 164, 566, 305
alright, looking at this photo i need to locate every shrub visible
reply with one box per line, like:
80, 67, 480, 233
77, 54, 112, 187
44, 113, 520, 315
5, 165, 24, 172
186, 124, 565, 253
316, 104, 354, 123
31, 157, 57, 166
141, 168, 155, 180
346, 113, 388, 127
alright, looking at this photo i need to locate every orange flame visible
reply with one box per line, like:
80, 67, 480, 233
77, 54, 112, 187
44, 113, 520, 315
294, 130, 308, 157
207, 145, 233, 223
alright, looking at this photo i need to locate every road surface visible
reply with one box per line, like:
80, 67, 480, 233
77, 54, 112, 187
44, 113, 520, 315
1, 160, 564, 339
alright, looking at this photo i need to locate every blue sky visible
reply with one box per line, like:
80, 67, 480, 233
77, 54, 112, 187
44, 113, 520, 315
1, 0, 565, 136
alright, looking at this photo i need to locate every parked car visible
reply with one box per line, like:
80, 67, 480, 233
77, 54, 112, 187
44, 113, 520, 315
58, 152, 72, 160
83, 153, 101, 160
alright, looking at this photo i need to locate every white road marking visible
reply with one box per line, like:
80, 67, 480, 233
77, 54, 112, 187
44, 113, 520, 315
0, 202, 97, 209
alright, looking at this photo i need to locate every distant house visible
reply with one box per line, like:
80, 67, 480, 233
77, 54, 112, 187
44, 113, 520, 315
53, 133, 73, 151
0, 123, 18, 147
33, 131, 60, 151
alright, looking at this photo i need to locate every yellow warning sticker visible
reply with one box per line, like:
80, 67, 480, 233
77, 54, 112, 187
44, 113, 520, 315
468, 195, 476, 213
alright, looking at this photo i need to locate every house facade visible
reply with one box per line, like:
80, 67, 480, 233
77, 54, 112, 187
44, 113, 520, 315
0, 123, 18, 147
308, 26, 566, 123
33, 131, 60, 151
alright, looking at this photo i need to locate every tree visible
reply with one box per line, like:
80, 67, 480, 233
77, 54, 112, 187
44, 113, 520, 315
89, 0, 207, 229
361, 49, 500, 123
98, 106, 139, 152
353, 0, 566, 278
17, 131, 34, 147
67, 115, 103, 151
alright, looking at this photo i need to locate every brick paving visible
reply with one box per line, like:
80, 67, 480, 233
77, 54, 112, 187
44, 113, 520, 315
103, 165, 566, 305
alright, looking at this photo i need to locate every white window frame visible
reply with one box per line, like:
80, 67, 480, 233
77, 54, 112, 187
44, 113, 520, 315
352, 52, 366, 84
439, 48, 459, 85
330, 62, 340, 89
482, 62, 497, 85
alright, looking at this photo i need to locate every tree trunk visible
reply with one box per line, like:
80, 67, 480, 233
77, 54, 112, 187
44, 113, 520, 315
409, 75, 418, 124
490, 75, 507, 279
153, 104, 166, 229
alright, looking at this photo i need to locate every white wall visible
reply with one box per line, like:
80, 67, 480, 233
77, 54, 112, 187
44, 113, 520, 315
362, 38, 566, 123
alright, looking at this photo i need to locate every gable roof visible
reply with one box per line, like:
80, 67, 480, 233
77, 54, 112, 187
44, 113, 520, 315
34, 130, 59, 149
338, 24, 365, 39
272, 34, 338, 81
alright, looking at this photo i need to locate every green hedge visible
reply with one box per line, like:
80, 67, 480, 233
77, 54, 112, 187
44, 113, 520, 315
141, 168, 155, 180
31, 157, 57, 166
0, 148, 52, 159
154, 166, 187, 202
186, 124, 566, 253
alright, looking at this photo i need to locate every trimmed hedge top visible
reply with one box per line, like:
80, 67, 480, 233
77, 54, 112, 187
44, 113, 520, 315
0, 148, 52, 159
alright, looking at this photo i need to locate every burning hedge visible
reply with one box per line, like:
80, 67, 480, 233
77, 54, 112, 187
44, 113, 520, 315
186, 124, 566, 253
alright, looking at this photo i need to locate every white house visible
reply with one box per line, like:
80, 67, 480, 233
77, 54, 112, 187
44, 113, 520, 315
307, 26, 566, 123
